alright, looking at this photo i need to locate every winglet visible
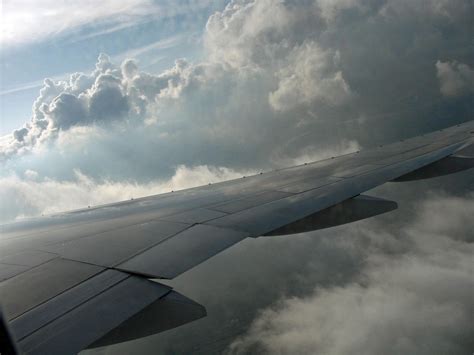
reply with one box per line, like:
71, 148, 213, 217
0, 308, 18, 355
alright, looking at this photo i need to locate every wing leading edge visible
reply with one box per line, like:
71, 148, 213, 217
1, 121, 473, 354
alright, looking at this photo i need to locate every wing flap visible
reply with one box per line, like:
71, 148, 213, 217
0, 259, 103, 321
38, 220, 190, 268
15, 275, 171, 355
0, 264, 29, 282
117, 224, 249, 279
0, 251, 59, 281
10, 270, 129, 341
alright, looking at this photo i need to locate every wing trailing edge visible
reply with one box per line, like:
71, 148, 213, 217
6, 269, 205, 354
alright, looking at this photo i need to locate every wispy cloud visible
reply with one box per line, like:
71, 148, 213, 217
68, 19, 154, 43
1, 0, 222, 48
1, 0, 156, 47
0, 70, 75, 96
0, 80, 44, 96
114, 33, 190, 61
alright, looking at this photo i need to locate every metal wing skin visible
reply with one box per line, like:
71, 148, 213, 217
1, 121, 473, 354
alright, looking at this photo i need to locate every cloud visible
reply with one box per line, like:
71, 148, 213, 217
2, 54, 152, 158
0, 165, 249, 223
271, 139, 360, 167
316, 0, 360, 22
3, 0, 474, 168
269, 44, 351, 111
436, 60, 474, 98
115, 34, 189, 62
205, 0, 351, 111
228, 194, 474, 355
47, 93, 88, 129
0, 0, 224, 47
0, 0, 155, 47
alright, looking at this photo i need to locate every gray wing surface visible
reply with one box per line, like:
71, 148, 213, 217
1, 121, 473, 354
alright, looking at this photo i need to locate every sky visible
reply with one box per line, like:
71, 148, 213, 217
0, 0, 473, 354
0, 0, 227, 134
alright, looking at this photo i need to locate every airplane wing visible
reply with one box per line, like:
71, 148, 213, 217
1, 121, 473, 354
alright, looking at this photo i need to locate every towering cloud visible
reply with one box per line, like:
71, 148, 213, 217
3, 0, 473, 167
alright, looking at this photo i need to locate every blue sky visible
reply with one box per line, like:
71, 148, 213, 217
0, 0, 227, 134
